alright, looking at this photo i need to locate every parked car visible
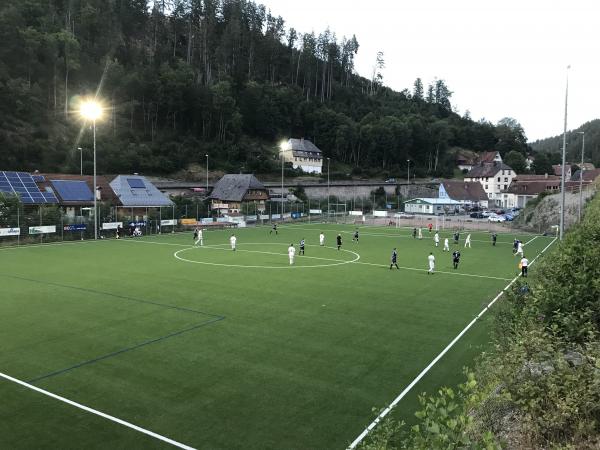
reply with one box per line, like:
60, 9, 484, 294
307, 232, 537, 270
503, 213, 514, 221
470, 212, 485, 219
481, 211, 491, 218
468, 205, 483, 212
385, 178, 396, 183
488, 213, 506, 222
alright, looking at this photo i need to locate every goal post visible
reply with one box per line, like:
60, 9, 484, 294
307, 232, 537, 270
328, 203, 347, 223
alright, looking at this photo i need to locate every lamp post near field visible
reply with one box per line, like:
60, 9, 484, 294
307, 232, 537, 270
79, 99, 103, 240
577, 131, 585, 221
327, 157, 331, 220
407, 159, 411, 185
279, 140, 288, 218
559, 65, 570, 240
78, 147, 83, 175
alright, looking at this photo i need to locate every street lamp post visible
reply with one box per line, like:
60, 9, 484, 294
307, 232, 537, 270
559, 65, 570, 240
577, 131, 585, 221
79, 99, 103, 240
327, 157, 331, 220
407, 159, 411, 185
279, 141, 288, 218
78, 147, 83, 176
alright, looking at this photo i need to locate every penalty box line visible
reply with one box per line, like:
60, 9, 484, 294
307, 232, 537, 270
347, 236, 558, 449
0, 371, 197, 450
354, 261, 512, 281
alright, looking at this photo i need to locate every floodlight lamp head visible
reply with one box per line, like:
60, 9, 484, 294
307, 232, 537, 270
80, 99, 103, 121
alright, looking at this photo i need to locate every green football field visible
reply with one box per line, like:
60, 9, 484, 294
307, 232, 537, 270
0, 223, 556, 449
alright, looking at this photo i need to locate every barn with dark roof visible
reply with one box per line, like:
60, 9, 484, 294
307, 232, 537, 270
209, 174, 269, 214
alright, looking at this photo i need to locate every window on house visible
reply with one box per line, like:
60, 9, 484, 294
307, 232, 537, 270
504, 177, 508, 182
497, 185, 500, 190
485, 185, 488, 189
497, 177, 501, 182
504, 184, 507, 190
502, 170, 505, 175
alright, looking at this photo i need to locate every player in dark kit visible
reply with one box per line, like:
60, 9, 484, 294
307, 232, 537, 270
492, 233, 497, 246
270, 223, 278, 235
336, 234, 342, 250
299, 238, 305, 255
390, 248, 399, 269
412, 228, 417, 239
453, 231, 460, 245
353, 229, 359, 243
452, 250, 461, 269
513, 238, 519, 254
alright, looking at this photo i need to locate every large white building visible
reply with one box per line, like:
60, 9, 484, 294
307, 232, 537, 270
464, 155, 516, 206
404, 198, 462, 215
281, 138, 323, 174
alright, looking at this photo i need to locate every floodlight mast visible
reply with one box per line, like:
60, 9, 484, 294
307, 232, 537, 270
79, 99, 103, 240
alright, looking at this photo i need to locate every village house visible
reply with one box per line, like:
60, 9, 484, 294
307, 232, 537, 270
502, 174, 561, 208
209, 174, 269, 215
404, 197, 462, 215
281, 138, 323, 174
464, 160, 517, 206
552, 164, 572, 180
438, 180, 489, 208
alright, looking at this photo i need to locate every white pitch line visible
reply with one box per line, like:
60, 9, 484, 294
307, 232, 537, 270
127, 240, 355, 264
523, 235, 540, 246
354, 261, 512, 281
0, 239, 100, 252
279, 225, 544, 245
347, 236, 558, 449
0, 371, 197, 450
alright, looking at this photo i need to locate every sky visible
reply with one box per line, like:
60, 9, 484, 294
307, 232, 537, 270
258, 0, 600, 142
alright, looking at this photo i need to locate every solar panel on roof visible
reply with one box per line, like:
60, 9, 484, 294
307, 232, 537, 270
51, 180, 93, 202
0, 171, 58, 204
42, 192, 58, 203
32, 175, 45, 182
127, 178, 146, 189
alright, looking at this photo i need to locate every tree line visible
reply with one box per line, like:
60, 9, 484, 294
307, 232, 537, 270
530, 119, 600, 170
0, 0, 529, 178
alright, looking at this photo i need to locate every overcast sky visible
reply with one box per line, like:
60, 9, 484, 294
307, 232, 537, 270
258, 0, 599, 142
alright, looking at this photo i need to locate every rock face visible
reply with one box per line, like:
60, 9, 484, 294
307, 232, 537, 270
516, 189, 596, 233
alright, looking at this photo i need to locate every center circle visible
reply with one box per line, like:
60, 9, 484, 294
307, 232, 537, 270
174, 242, 360, 269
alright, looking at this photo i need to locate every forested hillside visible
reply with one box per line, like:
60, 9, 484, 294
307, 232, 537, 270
0, 0, 528, 178
530, 119, 600, 167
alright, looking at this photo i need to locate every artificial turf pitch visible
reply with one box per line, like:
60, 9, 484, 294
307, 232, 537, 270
0, 223, 555, 449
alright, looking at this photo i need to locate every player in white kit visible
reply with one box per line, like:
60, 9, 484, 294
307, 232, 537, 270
464, 233, 472, 248
516, 240, 524, 257
427, 252, 435, 274
288, 244, 296, 265
230, 234, 237, 251
319, 232, 325, 246
443, 237, 450, 251
195, 228, 203, 246
434, 232, 440, 247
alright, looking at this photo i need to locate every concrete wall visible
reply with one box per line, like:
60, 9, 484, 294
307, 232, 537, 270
299, 184, 438, 201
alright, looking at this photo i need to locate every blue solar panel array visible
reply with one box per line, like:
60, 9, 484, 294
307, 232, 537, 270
127, 178, 146, 189
32, 175, 46, 182
51, 180, 94, 202
0, 171, 58, 204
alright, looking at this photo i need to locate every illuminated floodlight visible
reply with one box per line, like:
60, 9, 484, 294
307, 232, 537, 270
79, 99, 103, 121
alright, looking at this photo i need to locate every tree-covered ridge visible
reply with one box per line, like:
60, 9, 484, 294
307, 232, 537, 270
0, 0, 527, 177
530, 119, 600, 167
